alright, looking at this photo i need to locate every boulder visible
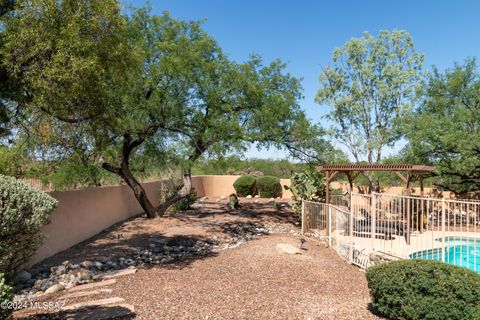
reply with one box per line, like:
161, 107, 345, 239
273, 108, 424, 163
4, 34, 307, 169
15, 271, 32, 284
275, 243, 302, 255
45, 284, 65, 294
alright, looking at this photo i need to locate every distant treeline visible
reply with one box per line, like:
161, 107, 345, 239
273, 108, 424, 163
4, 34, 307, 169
192, 157, 309, 179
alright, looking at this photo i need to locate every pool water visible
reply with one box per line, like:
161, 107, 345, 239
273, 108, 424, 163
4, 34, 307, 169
409, 237, 480, 274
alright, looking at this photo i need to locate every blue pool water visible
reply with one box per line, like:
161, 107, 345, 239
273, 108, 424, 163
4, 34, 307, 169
409, 237, 480, 273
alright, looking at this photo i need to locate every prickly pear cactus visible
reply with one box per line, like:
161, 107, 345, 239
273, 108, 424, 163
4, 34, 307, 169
284, 169, 326, 215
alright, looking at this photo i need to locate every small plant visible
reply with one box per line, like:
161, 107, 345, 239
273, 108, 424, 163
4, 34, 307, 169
284, 169, 326, 215
272, 202, 282, 211
0, 273, 13, 319
228, 193, 240, 209
256, 176, 281, 198
172, 185, 197, 211
0, 175, 58, 279
366, 260, 480, 320
233, 175, 257, 197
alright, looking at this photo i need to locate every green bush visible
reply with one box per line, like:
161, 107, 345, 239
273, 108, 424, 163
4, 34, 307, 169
0, 273, 13, 319
160, 184, 197, 211
256, 176, 281, 198
172, 185, 197, 211
233, 175, 257, 197
0, 175, 58, 278
366, 260, 480, 320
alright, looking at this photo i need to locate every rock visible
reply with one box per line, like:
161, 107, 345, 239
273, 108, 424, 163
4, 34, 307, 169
93, 261, 103, 269
98, 266, 137, 280
246, 195, 252, 199
219, 195, 226, 200
269, 198, 274, 202
276, 243, 302, 255
76, 269, 92, 281
254, 199, 259, 203
216, 199, 221, 202
254, 195, 260, 198
369, 251, 400, 266
15, 271, 32, 284
62, 297, 125, 311
45, 284, 65, 294
53, 265, 67, 276
80, 260, 93, 269
67, 279, 116, 292
152, 246, 162, 253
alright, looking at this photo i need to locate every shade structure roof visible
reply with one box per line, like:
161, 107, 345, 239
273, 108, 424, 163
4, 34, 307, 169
316, 164, 435, 173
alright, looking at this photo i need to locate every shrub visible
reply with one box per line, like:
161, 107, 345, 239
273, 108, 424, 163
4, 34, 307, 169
256, 176, 281, 198
172, 185, 197, 211
233, 175, 257, 197
284, 169, 325, 215
366, 260, 480, 320
160, 184, 197, 211
0, 273, 13, 319
0, 175, 58, 279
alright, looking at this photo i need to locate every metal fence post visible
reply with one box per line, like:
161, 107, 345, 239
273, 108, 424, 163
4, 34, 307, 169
441, 198, 446, 263
349, 194, 354, 263
328, 205, 332, 247
301, 200, 306, 234
371, 193, 377, 249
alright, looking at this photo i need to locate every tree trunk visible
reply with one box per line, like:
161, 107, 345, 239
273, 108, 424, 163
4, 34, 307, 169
120, 163, 158, 219
156, 168, 193, 216
101, 134, 159, 219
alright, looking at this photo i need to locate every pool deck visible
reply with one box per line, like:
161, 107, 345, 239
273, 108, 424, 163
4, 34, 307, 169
332, 229, 480, 259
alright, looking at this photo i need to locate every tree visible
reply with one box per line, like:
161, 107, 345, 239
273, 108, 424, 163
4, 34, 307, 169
2, 2, 323, 218
403, 59, 480, 194
316, 30, 424, 190
0, 0, 21, 139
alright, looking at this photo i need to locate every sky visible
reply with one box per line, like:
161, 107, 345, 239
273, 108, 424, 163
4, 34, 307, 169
126, 0, 480, 160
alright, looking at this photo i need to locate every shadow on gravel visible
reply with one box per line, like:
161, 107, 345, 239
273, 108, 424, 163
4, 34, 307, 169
174, 201, 298, 226
367, 303, 386, 319
31, 233, 219, 273
15, 305, 136, 320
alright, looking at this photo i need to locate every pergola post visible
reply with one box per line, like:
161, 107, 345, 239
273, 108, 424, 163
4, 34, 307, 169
325, 171, 330, 204
325, 170, 339, 204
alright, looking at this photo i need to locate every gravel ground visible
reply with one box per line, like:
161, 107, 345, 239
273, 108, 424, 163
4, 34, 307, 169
112, 234, 379, 320
14, 199, 380, 319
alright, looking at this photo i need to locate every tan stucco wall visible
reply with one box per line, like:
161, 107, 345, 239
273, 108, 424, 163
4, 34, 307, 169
31, 175, 293, 265
30, 181, 172, 265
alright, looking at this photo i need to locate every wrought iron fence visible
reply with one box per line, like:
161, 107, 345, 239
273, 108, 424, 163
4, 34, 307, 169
302, 193, 480, 272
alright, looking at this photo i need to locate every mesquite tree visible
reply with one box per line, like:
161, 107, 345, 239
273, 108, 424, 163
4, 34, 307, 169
404, 60, 480, 194
2, 1, 323, 218
316, 30, 424, 190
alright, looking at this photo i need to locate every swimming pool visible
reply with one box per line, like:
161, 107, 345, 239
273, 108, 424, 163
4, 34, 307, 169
409, 237, 480, 273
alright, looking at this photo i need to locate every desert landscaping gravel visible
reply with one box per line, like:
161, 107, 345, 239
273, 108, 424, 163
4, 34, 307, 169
14, 199, 380, 319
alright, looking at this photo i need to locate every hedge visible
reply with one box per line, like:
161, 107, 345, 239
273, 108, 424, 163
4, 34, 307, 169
0, 175, 58, 278
366, 259, 480, 320
233, 175, 257, 197
0, 273, 13, 319
256, 175, 281, 198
